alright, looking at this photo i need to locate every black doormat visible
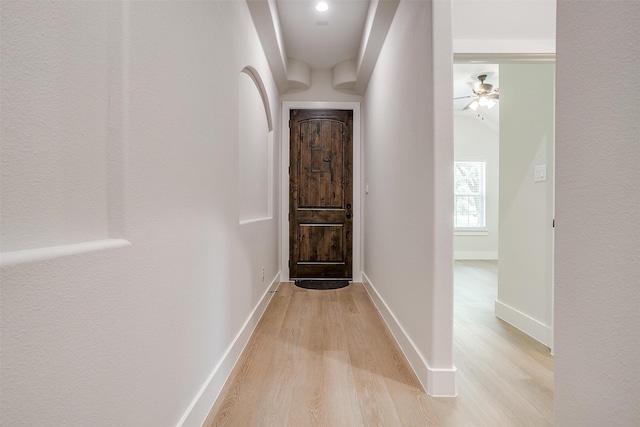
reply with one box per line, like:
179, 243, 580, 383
294, 280, 350, 290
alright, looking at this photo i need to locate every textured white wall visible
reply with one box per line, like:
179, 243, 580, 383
555, 1, 640, 425
497, 63, 555, 346
0, 1, 111, 251
0, 1, 280, 425
363, 0, 455, 394
454, 114, 499, 258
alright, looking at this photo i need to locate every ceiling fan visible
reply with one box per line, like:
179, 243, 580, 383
454, 74, 499, 110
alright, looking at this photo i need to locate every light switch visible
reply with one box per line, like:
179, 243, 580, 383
535, 164, 547, 182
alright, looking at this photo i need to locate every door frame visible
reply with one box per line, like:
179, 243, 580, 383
281, 102, 361, 282
453, 53, 556, 353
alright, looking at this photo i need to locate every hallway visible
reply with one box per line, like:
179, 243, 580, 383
205, 261, 553, 426
1, 1, 636, 425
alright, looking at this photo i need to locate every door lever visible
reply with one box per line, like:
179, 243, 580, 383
323, 158, 331, 162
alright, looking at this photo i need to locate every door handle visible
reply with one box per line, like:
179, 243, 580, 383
346, 203, 352, 209
346, 212, 352, 219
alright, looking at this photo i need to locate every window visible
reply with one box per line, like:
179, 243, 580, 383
454, 161, 486, 229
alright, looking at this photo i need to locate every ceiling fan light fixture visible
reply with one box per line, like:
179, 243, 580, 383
315, 1, 329, 12
456, 74, 499, 111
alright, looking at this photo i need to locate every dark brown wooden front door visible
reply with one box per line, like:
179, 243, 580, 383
289, 109, 353, 279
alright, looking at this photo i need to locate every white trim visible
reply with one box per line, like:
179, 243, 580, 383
454, 230, 488, 236
362, 272, 458, 397
281, 102, 361, 282
176, 272, 281, 427
454, 251, 498, 260
453, 39, 556, 55
0, 239, 132, 267
495, 299, 553, 348
427, 367, 458, 398
453, 53, 556, 64
432, 0, 456, 398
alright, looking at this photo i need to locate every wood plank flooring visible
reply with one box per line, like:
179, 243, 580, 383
204, 261, 553, 426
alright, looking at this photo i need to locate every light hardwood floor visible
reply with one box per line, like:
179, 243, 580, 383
204, 261, 553, 426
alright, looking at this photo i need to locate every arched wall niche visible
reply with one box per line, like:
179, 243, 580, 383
241, 66, 273, 131
238, 66, 274, 224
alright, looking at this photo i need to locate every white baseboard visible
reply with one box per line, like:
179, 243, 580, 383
427, 367, 458, 397
454, 251, 498, 260
494, 299, 552, 348
176, 272, 281, 427
361, 272, 457, 397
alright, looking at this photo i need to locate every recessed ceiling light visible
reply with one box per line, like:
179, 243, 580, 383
316, 1, 329, 12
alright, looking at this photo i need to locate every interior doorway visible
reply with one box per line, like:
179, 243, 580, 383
288, 109, 353, 279
280, 102, 362, 282
453, 55, 556, 352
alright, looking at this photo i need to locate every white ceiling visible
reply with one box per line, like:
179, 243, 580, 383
277, 0, 370, 69
250, 0, 397, 92
274, 1, 503, 126
274, 0, 555, 71
267, 0, 553, 108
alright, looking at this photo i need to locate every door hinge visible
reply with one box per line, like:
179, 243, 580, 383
288, 260, 290, 268
288, 213, 290, 221
553, 219, 555, 228
288, 166, 290, 175
289, 120, 291, 128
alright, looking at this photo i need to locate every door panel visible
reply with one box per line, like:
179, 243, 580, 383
290, 109, 353, 279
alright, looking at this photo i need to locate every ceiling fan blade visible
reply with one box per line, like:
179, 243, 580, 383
462, 99, 477, 110
453, 95, 474, 100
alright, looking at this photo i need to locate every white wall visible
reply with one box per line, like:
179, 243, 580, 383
555, 1, 640, 425
0, 1, 111, 252
0, 1, 280, 426
362, 0, 455, 395
496, 63, 555, 347
281, 68, 363, 102
454, 113, 499, 259
452, 0, 556, 53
